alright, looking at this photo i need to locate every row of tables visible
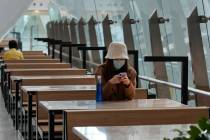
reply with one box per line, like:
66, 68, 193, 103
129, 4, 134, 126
0, 51, 208, 140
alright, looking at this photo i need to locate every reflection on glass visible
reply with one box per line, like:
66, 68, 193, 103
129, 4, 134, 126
74, 124, 191, 140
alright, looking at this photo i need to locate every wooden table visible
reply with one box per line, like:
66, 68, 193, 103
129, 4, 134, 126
3, 68, 74, 90
0, 51, 44, 56
5, 68, 73, 73
4, 68, 84, 74
21, 85, 96, 140
5, 63, 70, 69
11, 75, 95, 81
73, 124, 192, 140
39, 99, 186, 140
11, 75, 95, 91
3, 68, 87, 93
3, 59, 60, 63
9, 75, 95, 129
19, 55, 50, 59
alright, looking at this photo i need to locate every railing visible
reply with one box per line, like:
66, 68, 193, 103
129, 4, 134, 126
40, 46, 210, 104
144, 56, 189, 104
53, 49, 100, 68
50, 43, 210, 102
139, 75, 210, 99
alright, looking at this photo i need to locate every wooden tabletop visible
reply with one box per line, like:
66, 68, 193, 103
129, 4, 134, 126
11, 75, 95, 81
3, 59, 53, 61
5, 68, 76, 72
4, 59, 60, 61
39, 99, 187, 111
21, 85, 96, 93
73, 124, 192, 140
6, 63, 67, 65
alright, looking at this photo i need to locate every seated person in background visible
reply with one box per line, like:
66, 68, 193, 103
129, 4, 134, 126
95, 42, 136, 101
3, 40, 24, 60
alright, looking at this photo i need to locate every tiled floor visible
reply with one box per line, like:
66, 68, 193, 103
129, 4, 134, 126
0, 93, 22, 140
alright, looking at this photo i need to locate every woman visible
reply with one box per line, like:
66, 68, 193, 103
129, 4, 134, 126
95, 42, 136, 101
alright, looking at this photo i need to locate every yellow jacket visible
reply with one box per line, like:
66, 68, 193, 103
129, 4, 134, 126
3, 49, 24, 60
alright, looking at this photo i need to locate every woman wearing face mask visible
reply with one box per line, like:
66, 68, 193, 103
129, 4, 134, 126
95, 42, 136, 101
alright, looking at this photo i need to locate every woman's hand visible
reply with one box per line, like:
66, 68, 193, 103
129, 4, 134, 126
120, 76, 130, 86
109, 75, 121, 84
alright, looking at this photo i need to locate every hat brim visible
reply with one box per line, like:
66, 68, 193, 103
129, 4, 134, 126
105, 55, 129, 60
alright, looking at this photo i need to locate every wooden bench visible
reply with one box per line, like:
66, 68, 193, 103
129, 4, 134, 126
64, 107, 209, 140
5, 63, 71, 69
4, 59, 60, 63
6, 69, 86, 76
0, 51, 44, 56
22, 55, 51, 59
21, 51, 44, 55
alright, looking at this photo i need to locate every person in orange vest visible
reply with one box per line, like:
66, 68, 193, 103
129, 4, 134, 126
3, 40, 24, 60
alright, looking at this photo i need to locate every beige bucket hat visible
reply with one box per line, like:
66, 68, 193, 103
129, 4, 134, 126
105, 42, 129, 59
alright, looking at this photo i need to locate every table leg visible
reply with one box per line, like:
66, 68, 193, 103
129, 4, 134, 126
48, 111, 55, 140
28, 93, 33, 140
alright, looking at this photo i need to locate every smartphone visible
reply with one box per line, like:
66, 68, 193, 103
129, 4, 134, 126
118, 72, 127, 77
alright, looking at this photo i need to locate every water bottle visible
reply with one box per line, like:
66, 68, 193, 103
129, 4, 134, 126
96, 75, 103, 102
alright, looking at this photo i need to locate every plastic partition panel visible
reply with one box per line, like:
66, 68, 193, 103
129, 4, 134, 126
148, 10, 170, 99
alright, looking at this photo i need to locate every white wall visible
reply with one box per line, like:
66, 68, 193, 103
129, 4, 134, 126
0, 0, 32, 40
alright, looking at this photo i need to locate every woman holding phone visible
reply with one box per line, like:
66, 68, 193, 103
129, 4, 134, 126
95, 42, 137, 101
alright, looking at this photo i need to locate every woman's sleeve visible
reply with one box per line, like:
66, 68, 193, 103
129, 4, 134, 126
124, 68, 136, 100
102, 80, 116, 100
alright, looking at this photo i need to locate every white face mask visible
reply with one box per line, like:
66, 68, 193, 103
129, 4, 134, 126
113, 60, 126, 70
